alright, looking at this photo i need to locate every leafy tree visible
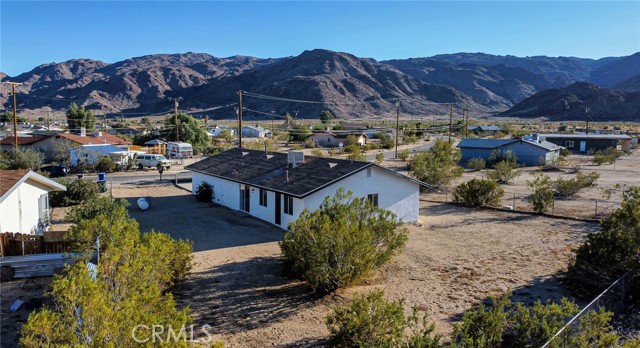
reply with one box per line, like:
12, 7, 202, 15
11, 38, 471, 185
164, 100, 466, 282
95, 157, 116, 173
319, 110, 335, 124
0, 112, 27, 123
453, 178, 504, 207
375, 133, 395, 149
289, 123, 312, 141
163, 113, 210, 151
486, 160, 522, 184
49, 178, 99, 207
527, 172, 554, 213
568, 186, 640, 303
408, 139, 463, 189
280, 189, 408, 292
66, 102, 96, 133
326, 289, 441, 348
0, 148, 43, 170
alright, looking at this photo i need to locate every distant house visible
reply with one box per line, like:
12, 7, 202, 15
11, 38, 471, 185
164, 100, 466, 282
309, 131, 367, 147
529, 133, 632, 153
242, 126, 270, 138
186, 149, 422, 229
458, 138, 562, 167
70, 144, 127, 166
468, 125, 503, 136
111, 126, 148, 136
0, 169, 66, 234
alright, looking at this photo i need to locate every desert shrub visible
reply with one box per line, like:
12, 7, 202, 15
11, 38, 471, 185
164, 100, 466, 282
304, 138, 316, 148
363, 142, 380, 151
50, 178, 99, 207
326, 289, 441, 348
195, 182, 213, 202
453, 178, 504, 207
552, 172, 599, 198
466, 157, 486, 171
67, 196, 129, 225
409, 139, 463, 189
488, 149, 518, 167
344, 144, 360, 154
280, 189, 408, 292
403, 134, 419, 144
0, 148, 44, 170
347, 152, 366, 161
560, 148, 572, 157
451, 292, 511, 348
486, 160, 522, 184
593, 147, 623, 165
398, 148, 410, 161
375, 133, 395, 149
289, 143, 304, 150
375, 152, 385, 164
568, 186, 640, 304
311, 149, 324, 157
567, 163, 581, 174
95, 156, 116, 173
527, 172, 554, 213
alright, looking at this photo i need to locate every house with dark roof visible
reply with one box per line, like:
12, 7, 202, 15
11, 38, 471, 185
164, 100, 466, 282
528, 133, 632, 153
186, 148, 421, 228
458, 138, 562, 167
468, 125, 503, 136
0, 170, 66, 234
309, 131, 368, 147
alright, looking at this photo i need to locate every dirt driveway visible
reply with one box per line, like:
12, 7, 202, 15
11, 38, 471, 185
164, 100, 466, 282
111, 185, 598, 347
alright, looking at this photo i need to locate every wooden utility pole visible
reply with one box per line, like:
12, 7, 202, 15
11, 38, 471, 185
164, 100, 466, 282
5, 82, 22, 152
585, 107, 591, 135
394, 99, 400, 159
237, 90, 243, 149
463, 104, 469, 139
47, 111, 51, 131
173, 98, 180, 142
448, 104, 453, 144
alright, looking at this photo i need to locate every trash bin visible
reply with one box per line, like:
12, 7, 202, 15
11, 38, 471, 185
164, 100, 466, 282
99, 181, 107, 193
98, 172, 106, 181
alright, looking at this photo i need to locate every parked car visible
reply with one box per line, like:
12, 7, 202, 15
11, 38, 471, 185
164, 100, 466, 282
135, 154, 171, 170
40, 165, 70, 178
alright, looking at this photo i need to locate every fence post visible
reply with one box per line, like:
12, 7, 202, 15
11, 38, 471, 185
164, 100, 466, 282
594, 200, 598, 219
512, 193, 516, 210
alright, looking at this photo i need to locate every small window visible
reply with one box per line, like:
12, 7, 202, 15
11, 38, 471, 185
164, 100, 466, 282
284, 195, 294, 215
367, 194, 379, 207
327, 137, 331, 142
259, 188, 268, 207
367, 168, 372, 177
38, 194, 50, 227
565, 141, 574, 148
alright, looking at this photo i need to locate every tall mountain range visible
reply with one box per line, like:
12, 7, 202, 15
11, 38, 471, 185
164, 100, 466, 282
1, 49, 639, 121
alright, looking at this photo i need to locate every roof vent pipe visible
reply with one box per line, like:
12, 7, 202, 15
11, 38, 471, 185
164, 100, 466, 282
285, 170, 289, 182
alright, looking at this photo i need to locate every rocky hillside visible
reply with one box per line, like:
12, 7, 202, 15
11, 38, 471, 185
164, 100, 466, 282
1, 50, 639, 120
500, 82, 640, 121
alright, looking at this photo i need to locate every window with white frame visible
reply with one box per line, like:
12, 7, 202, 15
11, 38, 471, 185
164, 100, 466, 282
565, 141, 574, 148
38, 194, 50, 227
367, 193, 379, 207
284, 194, 294, 215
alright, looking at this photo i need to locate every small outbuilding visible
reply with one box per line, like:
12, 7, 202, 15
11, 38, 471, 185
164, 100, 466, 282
458, 138, 562, 167
530, 133, 632, 153
0, 170, 67, 234
186, 149, 421, 229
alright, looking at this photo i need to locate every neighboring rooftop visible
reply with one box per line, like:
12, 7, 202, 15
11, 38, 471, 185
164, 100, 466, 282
57, 132, 131, 145
0, 169, 30, 198
187, 148, 376, 197
0, 136, 47, 145
457, 138, 562, 151
0, 170, 66, 202
536, 133, 632, 140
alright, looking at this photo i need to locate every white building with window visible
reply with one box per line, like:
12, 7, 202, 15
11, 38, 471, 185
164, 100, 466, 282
186, 149, 422, 229
0, 170, 67, 234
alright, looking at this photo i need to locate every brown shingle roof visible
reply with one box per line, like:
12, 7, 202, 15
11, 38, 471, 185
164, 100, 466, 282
57, 132, 131, 145
0, 136, 47, 145
0, 169, 30, 198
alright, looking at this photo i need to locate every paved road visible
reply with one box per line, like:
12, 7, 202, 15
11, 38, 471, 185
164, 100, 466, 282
82, 170, 192, 184
365, 135, 447, 161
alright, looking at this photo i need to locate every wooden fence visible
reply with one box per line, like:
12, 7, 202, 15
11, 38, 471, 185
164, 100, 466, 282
0, 231, 71, 257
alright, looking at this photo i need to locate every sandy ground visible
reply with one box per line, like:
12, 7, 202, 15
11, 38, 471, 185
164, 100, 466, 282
107, 184, 598, 347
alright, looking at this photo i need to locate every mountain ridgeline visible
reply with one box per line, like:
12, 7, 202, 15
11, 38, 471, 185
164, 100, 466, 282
1, 50, 639, 121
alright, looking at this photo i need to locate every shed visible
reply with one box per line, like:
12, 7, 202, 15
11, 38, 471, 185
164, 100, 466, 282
532, 133, 632, 153
458, 138, 562, 167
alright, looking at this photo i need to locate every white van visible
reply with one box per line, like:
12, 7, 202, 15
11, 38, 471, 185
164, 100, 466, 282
135, 154, 171, 170
167, 142, 193, 159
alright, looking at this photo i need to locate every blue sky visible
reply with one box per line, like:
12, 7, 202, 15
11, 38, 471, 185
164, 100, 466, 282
1, 1, 639, 76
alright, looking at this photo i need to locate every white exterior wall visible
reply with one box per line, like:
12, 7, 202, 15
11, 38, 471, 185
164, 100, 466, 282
0, 180, 50, 234
191, 166, 419, 229
302, 166, 419, 223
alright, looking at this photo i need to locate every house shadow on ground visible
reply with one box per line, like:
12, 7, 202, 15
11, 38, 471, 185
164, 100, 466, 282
124, 194, 284, 252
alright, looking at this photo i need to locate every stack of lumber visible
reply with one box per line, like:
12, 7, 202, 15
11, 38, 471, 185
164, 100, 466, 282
0, 253, 75, 279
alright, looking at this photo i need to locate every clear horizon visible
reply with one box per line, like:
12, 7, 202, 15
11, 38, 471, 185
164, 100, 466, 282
1, 1, 639, 76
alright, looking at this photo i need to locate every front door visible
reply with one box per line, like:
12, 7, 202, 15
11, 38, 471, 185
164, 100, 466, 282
580, 141, 587, 152
240, 184, 250, 212
275, 192, 281, 225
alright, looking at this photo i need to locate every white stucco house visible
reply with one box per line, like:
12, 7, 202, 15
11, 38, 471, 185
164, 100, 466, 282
186, 148, 422, 229
0, 169, 67, 234
309, 131, 368, 147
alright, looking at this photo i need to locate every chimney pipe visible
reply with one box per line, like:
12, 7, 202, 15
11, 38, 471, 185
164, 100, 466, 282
285, 170, 289, 182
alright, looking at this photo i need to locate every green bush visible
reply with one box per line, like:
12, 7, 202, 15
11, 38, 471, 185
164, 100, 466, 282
344, 144, 360, 154
409, 139, 463, 189
280, 189, 408, 292
66, 196, 129, 225
195, 182, 213, 202
311, 149, 324, 157
326, 289, 441, 348
95, 157, 116, 173
560, 148, 572, 157
466, 157, 486, 171
347, 152, 366, 161
0, 148, 44, 170
50, 178, 99, 207
488, 149, 518, 167
593, 147, 623, 165
398, 149, 410, 161
453, 179, 504, 207
527, 172, 554, 213
552, 172, 599, 198
375, 152, 385, 164
486, 160, 522, 184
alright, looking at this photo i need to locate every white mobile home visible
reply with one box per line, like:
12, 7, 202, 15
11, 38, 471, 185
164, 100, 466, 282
0, 170, 67, 234
186, 149, 421, 229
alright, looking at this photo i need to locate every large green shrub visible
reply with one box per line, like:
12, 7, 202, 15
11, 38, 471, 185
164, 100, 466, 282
552, 172, 599, 198
398, 149, 410, 161
487, 149, 518, 167
453, 179, 504, 207
409, 139, 464, 189
486, 160, 522, 184
95, 157, 116, 173
593, 147, 623, 165
466, 157, 486, 171
527, 172, 554, 213
50, 178, 99, 207
326, 289, 441, 348
280, 189, 408, 292
0, 148, 44, 170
